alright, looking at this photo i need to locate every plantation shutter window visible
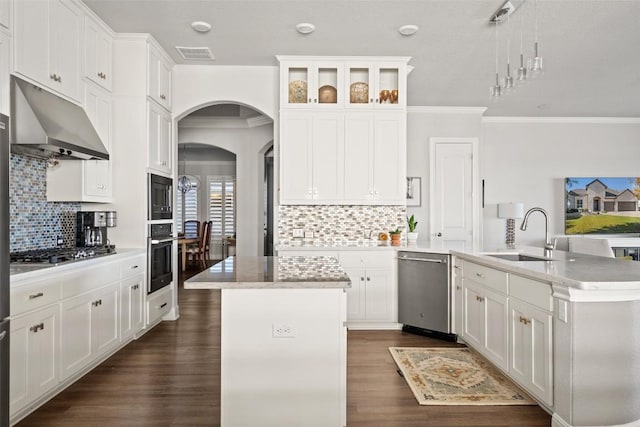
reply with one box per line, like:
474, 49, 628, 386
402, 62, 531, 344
176, 179, 198, 232
208, 177, 235, 238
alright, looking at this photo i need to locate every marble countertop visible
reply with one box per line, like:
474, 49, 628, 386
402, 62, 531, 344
454, 246, 640, 291
184, 256, 351, 290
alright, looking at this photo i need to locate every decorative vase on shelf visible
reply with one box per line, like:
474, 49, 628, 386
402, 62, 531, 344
407, 232, 418, 242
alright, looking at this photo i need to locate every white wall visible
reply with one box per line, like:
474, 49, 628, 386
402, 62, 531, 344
173, 65, 278, 256
481, 118, 640, 250
406, 107, 484, 242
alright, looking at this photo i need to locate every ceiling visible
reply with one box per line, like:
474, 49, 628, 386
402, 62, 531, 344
84, 0, 640, 117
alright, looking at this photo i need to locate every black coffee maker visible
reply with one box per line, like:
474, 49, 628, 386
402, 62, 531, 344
76, 211, 116, 247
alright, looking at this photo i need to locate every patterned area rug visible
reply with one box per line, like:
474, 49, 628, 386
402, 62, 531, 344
389, 347, 536, 406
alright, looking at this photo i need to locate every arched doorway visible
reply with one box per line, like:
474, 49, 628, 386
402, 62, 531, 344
177, 103, 274, 258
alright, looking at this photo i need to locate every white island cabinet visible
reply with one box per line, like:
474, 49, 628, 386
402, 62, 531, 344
453, 248, 640, 427
185, 256, 349, 427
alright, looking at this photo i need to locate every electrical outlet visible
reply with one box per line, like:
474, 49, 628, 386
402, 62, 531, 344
292, 229, 304, 238
304, 231, 314, 239
272, 323, 295, 338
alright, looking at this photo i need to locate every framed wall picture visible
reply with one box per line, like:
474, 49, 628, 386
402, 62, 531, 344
406, 177, 421, 206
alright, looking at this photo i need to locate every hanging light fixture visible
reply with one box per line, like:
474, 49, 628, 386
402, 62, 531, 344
528, 0, 543, 75
517, 0, 528, 82
490, 21, 502, 98
503, 12, 514, 92
178, 144, 192, 193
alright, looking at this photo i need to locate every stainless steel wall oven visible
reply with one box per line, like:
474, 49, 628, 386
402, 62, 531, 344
148, 223, 173, 294
148, 173, 173, 220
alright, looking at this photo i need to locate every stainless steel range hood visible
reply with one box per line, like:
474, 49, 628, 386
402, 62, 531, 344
10, 76, 109, 160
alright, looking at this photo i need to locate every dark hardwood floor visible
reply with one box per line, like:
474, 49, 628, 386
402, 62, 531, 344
18, 263, 552, 426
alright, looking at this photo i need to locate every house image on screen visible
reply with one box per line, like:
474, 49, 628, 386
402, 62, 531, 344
567, 179, 639, 213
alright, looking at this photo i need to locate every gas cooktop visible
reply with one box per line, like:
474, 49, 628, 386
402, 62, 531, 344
10, 246, 116, 264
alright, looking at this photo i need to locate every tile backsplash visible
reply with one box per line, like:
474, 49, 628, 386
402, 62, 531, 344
278, 205, 406, 245
10, 154, 79, 252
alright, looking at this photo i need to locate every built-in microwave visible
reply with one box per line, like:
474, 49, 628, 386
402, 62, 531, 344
148, 173, 173, 220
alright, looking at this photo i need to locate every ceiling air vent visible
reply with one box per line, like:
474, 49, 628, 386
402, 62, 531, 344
175, 46, 215, 61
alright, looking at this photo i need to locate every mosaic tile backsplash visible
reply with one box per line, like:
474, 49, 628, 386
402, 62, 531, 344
278, 205, 406, 245
10, 154, 80, 252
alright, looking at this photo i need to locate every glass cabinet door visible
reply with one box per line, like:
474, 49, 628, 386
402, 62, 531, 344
376, 66, 400, 106
284, 62, 342, 108
286, 66, 310, 106
346, 65, 373, 107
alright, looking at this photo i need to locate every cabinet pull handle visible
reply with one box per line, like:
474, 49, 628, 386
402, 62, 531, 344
160, 302, 167, 308
456, 285, 461, 290
454, 265, 461, 269
30, 323, 44, 333
476, 296, 484, 302
476, 273, 486, 279
29, 292, 44, 299
50, 73, 56, 81
131, 265, 139, 269
519, 316, 531, 325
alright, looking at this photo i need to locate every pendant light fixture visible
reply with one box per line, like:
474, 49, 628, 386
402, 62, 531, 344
490, 22, 502, 98
178, 144, 192, 193
517, 0, 528, 82
503, 12, 514, 92
528, 0, 543, 75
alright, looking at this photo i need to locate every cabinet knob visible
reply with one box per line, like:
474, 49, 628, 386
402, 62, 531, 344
476, 272, 485, 279
360, 277, 365, 281
366, 277, 371, 281
160, 94, 166, 100
456, 285, 461, 290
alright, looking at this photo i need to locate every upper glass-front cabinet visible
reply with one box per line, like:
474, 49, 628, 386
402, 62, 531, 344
282, 61, 343, 108
278, 56, 410, 110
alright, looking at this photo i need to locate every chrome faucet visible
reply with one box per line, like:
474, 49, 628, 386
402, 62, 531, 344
520, 207, 555, 258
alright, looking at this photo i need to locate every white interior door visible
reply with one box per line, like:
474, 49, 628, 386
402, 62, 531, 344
429, 138, 478, 243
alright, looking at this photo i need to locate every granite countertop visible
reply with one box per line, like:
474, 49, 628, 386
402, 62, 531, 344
454, 246, 640, 291
276, 240, 477, 254
184, 256, 351, 290
9, 248, 146, 281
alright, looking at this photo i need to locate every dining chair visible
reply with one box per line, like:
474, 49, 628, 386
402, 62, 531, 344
183, 220, 200, 238
186, 220, 211, 268
203, 221, 213, 260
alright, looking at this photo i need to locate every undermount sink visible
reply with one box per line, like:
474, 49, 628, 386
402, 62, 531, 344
485, 254, 553, 262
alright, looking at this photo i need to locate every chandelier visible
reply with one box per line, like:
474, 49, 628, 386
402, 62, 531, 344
178, 144, 192, 193
489, 0, 544, 98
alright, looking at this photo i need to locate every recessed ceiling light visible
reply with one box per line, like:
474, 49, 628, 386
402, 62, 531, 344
398, 24, 419, 36
296, 23, 315, 34
191, 21, 211, 33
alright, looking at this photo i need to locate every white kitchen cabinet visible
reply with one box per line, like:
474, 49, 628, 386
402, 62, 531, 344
60, 282, 119, 380
84, 12, 112, 91
345, 61, 408, 109
0, 0, 11, 34
280, 111, 344, 203
147, 41, 172, 111
0, 31, 9, 115
462, 272, 509, 372
278, 58, 344, 109
147, 285, 172, 327
452, 257, 464, 337
509, 275, 553, 406
46, 82, 112, 202
14, 0, 82, 102
9, 305, 59, 416
343, 111, 405, 204
147, 100, 172, 175
120, 275, 144, 341
340, 251, 396, 328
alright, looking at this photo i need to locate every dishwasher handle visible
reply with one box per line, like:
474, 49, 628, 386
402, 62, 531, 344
399, 256, 447, 264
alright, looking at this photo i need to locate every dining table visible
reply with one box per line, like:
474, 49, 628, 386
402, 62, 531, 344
177, 233, 200, 271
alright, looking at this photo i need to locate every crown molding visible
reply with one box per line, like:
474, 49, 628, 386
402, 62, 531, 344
482, 116, 640, 124
408, 106, 487, 115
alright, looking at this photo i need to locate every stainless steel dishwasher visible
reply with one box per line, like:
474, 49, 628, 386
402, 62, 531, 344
398, 251, 456, 341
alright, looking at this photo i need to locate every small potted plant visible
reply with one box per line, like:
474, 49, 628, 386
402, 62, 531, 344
389, 228, 402, 246
407, 215, 419, 242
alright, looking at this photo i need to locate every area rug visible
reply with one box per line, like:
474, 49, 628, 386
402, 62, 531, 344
389, 347, 535, 406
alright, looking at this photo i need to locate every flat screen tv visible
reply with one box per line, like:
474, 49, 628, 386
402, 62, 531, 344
565, 177, 640, 234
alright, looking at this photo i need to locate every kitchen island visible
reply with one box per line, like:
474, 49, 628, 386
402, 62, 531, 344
453, 247, 640, 427
185, 256, 350, 427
